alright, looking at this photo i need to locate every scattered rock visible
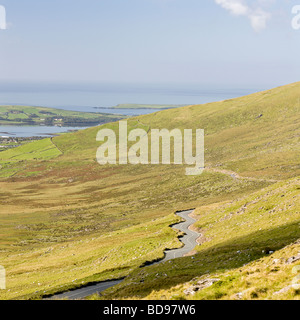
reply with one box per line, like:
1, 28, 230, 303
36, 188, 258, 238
184, 287, 197, 296
184, 278, 220, 296
273, 284, 300, 295
262, 248, 275, 254
285, 254, 300, 264
235, 292, 244, 299
272, 259, 281, 265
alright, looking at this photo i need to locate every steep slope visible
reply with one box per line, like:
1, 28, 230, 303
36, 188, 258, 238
106, 177, 300, 300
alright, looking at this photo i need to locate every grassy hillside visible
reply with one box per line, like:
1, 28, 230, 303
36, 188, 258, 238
0, 105, 125, 126
0, 82, 299, 299
98, 176, 300, 300
112, 238, 300, 300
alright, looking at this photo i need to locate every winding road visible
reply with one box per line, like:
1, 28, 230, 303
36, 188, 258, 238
47, 279, 123, 300
47, 209, 199, 300
158, 209, 200, 262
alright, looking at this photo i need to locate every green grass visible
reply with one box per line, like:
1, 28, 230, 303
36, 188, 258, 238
0, 213, 184, 300
137, 240, 300, 300
98, 177, 300, 300
0, 138, 61, 161
0, 81, 299, 299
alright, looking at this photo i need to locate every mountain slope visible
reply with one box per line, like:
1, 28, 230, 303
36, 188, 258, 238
105, 176, 300, 300
0, 82, 299, 299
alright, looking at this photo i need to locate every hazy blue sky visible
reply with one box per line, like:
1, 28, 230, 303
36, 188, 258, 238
0, 0, 299, 87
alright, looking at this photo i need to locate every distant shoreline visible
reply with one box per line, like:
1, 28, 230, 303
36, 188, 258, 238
93, 103, 187, 110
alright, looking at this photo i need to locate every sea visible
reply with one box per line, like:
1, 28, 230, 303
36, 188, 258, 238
0, 82, 266, 137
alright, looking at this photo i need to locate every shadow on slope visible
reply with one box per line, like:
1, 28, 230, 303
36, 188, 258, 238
104, 219, 300, 299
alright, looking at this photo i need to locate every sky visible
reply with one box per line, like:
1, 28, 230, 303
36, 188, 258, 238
0, 0, 300, 88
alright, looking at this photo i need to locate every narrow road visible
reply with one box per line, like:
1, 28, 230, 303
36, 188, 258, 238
206, 167, 278, 183
159, 209, 200, 262
47, 209, 198, 300
50, 137, 63, 155
47, 279, 123, 300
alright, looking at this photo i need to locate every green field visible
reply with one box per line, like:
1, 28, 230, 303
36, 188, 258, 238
0, 105, 126, 126
0, 82, 299, 300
